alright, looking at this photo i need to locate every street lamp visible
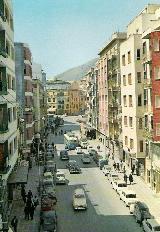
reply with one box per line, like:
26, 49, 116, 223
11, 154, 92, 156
34, 132, 41, 192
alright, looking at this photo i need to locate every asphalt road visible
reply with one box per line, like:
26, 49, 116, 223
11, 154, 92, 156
48, 116, 143, 232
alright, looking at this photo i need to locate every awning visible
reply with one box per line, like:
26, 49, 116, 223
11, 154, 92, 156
8, 165, 29, 184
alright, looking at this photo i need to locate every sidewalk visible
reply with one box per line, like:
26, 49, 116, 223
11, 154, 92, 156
88, 139, 160, 218
9, 162, 41, 232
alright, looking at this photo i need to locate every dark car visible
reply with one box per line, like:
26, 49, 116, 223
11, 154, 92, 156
40, 210, 57, 232
65, 143, 77, 150
69, 164, 81, 174
89, 149, 98, 156
133, 201, 152, 224
60, 150, 69, 160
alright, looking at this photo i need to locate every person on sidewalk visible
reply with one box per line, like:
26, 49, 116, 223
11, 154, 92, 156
129, 173, 133, 185
131, 165, 135, 175
124, 173, 128, 184
113, 162, 116, 170
120, 160, 123, 172
29, 204, 35, 220
24, 205, 29, 220
27, 190, 33, 200
33, 195, 39, 208
11, 216, 18, 232
117, 163, 120, 172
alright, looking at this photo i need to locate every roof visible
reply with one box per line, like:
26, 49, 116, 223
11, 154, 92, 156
44, 172, 52, 177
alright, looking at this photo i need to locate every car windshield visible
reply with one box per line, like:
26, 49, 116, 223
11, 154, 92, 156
75, 194, 85, 198
118, 183, 127, 187
154, 226, 160, 231
126, 194, 136, 198
57, 174, 64, 178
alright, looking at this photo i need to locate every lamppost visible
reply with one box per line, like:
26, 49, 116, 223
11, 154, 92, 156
34, 132, 41, 192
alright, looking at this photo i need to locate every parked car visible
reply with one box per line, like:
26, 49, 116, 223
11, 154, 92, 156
69, 164, 81, 174
56, 171, 66, 184
81, 153, 91, 164
43, 171, 53, 183
142, 219, 160, 232
108, 172, 119, 184
66, 160, 77, 169
40, 210, 57, 232
65, 143, 76, 150
46, 160, 56, 173
133, 201, 152, 224
112, 180, 127, 194
60, 150, 69, 160
73, 188, 87, 210
75, 147, 82, 154
120, 189, 137, 207
102, 165, 111, 176
80, 139, 88, 149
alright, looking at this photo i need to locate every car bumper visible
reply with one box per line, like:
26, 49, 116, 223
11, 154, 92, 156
61, 157, 69, 160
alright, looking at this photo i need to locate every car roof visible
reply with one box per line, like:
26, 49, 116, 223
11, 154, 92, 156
74, 188, 85, 195
44, 172, 52, 176
116, 180, 126, 184
57, 170, 64, 175
146, 219, 160, 227
122, 189, 136, 194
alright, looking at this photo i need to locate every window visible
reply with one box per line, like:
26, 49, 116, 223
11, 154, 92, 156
130, 139, 134, 149
143, 42, 146, 54
156, 123, 160, 136
144, 115, 148, 127
155, 66, 160, 80
14, 137, 17, 152
144, 89, 148, 106
123, 75, 126, 86
124, 116, 127, 126
138, 95, 142, 106
125, 136, 128, 146
128, 51, 131, 64
123, 95, 127, 107
129, 117, 133, 127
128, 73, 132, 85
137, 72, 141, 83
153, 38, 160, 52
52, 98, 55, 102
11, 46, 14, 60
139, 118, 143, 129
9, 142, 13, 156
155, 95, 160, 108
136, 49, 141, 60
143, 63, 147, 79
13, 107, 16, 120
48, 97, 51, 103
12, 77, 15, 91
151, 116, 153, 130
129, 95, 132, 107
122, 55, 125, 66
6, 40, 10, 55
139, 140, 143, 152
8, 108, 12, 123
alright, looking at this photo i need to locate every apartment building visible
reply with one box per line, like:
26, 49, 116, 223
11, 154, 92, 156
46, 79, 70, 115
98, 32, 126, 155
15, 43, 34, 146
0, 0, 19, 227
32, 62, 47, 135
120, 4, 160, 178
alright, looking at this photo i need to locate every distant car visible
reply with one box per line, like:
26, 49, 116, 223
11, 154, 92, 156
81, 154, 91, 164
142, 219, 160, 232
75, 147, 82, 154
65, 143, 76, 150
133, 201, 152, 224
60, 150, 69, 160
73, 188, 87, 210
40, 210, 57, 232
108, 172, 119, 184
66, 160, 77, 169
102, 165, 111, 176
80, 140, 88, 149
112, 180, 127, 194
69, 164, 81, 174
120, 189, 137, 207
56, 171, 66, 184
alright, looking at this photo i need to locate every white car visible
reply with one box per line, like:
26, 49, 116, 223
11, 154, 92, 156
102, 165, 111, 176
56, 171, 66, 184
113, 180, 127, 194
75, 147, 82, 154
43, 171, 53, 183
73, 188, 87, 210
120, 189, 137, 207
142, 219, 160, 232
108, 172, 119, 184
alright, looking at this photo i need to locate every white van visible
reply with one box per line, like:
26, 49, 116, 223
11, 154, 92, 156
56, 171, 66, 184
120, 189, 137, 207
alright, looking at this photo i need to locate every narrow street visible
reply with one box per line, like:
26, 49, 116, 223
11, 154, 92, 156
48, 116, 143, 232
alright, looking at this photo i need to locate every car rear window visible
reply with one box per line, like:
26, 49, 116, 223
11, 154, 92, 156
126, 194, 136, 198
118, 183, 127, 187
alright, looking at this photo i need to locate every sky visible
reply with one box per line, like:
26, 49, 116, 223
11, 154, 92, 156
13, 0, 160, 77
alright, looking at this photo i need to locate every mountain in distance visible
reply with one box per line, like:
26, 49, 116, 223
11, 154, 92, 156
51, 58, 98, 81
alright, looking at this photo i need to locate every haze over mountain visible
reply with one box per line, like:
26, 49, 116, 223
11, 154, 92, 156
49, 58, 98, 81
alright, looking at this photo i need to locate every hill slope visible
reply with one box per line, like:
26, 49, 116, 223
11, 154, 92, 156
52, 58, 98, 81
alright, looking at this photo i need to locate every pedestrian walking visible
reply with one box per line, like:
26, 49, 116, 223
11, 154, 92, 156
21, 185, 26, 203
129, 173, 133, 185
11, 216, 18, 232
123, 165, 126, 174
24, 205, 29, 220
131, 165, 135, 174
113, 162, 116, 170
29, 204, 35, 220
27, 190, 33, 200
33, 195, 39, 208
120, 160, 123, 172
124, 173, 128, 184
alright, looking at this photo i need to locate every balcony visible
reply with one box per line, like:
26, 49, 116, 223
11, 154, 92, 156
0, 67, 7, 95
143, 79, 152, 88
